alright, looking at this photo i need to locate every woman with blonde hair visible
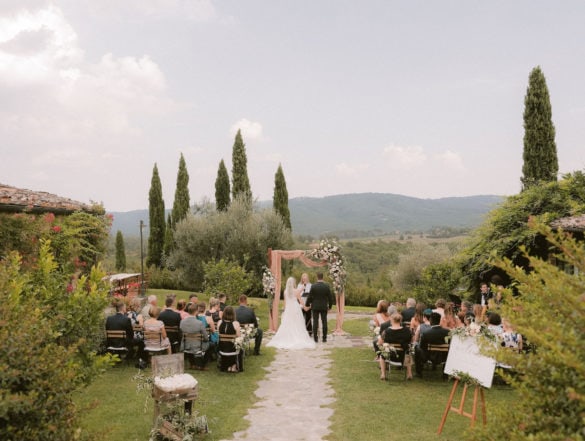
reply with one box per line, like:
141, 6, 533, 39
440, 301, 462, 329
372, 300, 391, 327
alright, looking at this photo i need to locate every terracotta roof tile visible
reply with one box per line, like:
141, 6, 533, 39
550, 214, 585, 232
0, 183, 95, 214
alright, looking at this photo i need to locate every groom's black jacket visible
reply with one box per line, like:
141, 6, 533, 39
306, 281, 333, 311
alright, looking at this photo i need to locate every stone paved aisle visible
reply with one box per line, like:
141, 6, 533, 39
221, 334, 360, 441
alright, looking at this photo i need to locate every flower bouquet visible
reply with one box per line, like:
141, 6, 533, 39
376, 342, 398, 360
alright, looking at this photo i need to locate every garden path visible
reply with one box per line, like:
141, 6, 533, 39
221, 313, 369, 441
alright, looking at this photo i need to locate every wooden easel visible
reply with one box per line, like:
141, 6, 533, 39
437, 378, 486, 434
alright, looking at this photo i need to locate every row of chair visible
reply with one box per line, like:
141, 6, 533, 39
383, 342, 450, 381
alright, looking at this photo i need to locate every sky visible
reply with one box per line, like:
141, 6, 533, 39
1, 1, 585, 212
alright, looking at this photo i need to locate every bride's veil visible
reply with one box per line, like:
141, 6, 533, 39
285, 277, 296, 298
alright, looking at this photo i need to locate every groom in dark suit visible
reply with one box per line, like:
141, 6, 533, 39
306, 272, 334, 343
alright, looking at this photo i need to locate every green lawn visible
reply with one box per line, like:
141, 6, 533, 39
78, 297, 516, 440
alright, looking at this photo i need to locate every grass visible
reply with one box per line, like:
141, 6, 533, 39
327, 318, 517, 441
79, 296, 517, 440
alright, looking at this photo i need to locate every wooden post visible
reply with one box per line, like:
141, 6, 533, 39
437, 379, 487, 434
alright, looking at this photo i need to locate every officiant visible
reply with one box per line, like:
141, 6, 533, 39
298, 273, 313, 337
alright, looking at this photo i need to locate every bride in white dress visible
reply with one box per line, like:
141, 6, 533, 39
267, 277, 316, 350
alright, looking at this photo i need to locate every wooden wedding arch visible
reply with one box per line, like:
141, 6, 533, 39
267, 248, 346, 335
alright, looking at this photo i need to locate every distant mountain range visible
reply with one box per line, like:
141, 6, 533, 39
109, 193, 503, 238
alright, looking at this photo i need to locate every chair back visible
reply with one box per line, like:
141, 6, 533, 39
106, 330, 128, 350
427, 343, 450, 365
165, 325, 181, 353
151, 353, 184, 377
144, 328, 163, 351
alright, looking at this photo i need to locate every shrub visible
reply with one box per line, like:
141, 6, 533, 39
469, 221, 585, 441
203, 259, 252, 305
0, 241, 112, 440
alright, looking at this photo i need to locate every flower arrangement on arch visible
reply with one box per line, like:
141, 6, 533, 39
261, 266, 276, 300
306, 238, 347, 294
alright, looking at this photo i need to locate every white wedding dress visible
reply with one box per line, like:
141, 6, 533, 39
267, 284, 316, 350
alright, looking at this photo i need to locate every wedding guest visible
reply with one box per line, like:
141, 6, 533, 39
159, 296, 182, 352
414, 312, 449, 378
473, 304, 486, 323
409, 302, 427, 338
458, 300, 474, 324
141, 294, 158, 319
206, 297, 222, 325
432, 298, 446, 318
143, 306, 171, 355
401, 298, 416, 323
440, 302, 462, 329
235, 295, 263, 354
105, 302, 133, 350
217, 306, 241, 372
412, 308, 432, 346
218, 293, 227, 312
372, 300, 391, 327
177, 299, 190, 320
501, 318, 523, 352
189, 294, 199, 305
487, 312, 503, 337
127, 297, 145, 360
377, 313, 413, 380
180, 303, 210, 370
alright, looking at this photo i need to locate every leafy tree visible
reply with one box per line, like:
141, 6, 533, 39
163, 213, 173, 260
115, 230, 126, 271
171, 153, 190, 229
0, 241, 111, 440
169, 196, 292, 290
231, 129, 252, 204
458, 171, 585, 294
202, 258, 252, 305
273, 163, 291, 230
215, 159, 231, 211
521, 66, 558, 190
469, 221, 585, 441
147, 163, 165, 268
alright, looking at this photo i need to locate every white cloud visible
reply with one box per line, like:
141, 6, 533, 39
336, 162, 369, 177
434, 149, 465, 171
230, 118, 263, 140
77, 0, 218, 22
383, 144, 427, 169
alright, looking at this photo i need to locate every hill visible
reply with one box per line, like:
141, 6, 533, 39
109, 193, 503, 238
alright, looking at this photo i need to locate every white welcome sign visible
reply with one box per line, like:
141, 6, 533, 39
444, 335, 496, 388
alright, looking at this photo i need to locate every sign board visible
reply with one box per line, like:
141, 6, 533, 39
444, 335, 496, 388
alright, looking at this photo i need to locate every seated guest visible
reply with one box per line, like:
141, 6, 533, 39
432, 298, 446, 318
126, 297, 145, 360
177, 299, 190, 320
440, 301, 462, 329
196, 301, 218, 350
377, 313, 413, 380
143, 306, 171, 355
217, 306, 241, 372
218, 293, 227, 312
501, 318, 523, 352
141, 294, 158, 319
373, 300, 391, 327
206, 297, 222, 325
159, 296, 182, 352
487, 312, 503, 337
457, 300, 473, 324
409, 302, 427, 338
412, 308, 432, 346
414, 312, 450, 377
235, 295, 263, 355
401, 298, 416, 323
105, 302, 133, 352
473, 304, 486, 323
180, 303, 210, 370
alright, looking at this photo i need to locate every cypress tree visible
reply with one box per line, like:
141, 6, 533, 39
231, 129, 252, 204
521, 66, 558, 190
115, 230, 126, 271
273, 164, 291, 230
215, 159, 231, 211
171, 153, 190, 229
163, 213, 173, 259
147, 163, 165, 268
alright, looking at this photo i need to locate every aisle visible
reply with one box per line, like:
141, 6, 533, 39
221, 340, 343, 441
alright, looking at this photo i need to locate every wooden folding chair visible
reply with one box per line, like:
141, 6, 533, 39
218, 333, 243, 372
105, 330, 130, 364
164, 325, 181, 353
427, 343, 450, 376
144, 329, 168, 362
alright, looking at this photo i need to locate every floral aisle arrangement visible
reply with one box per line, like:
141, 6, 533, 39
235, 323, 258, 352
369, 320, 380, 338
376, 342, 398, 360
306, 239, 347, 294
449, 320, 497, 343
